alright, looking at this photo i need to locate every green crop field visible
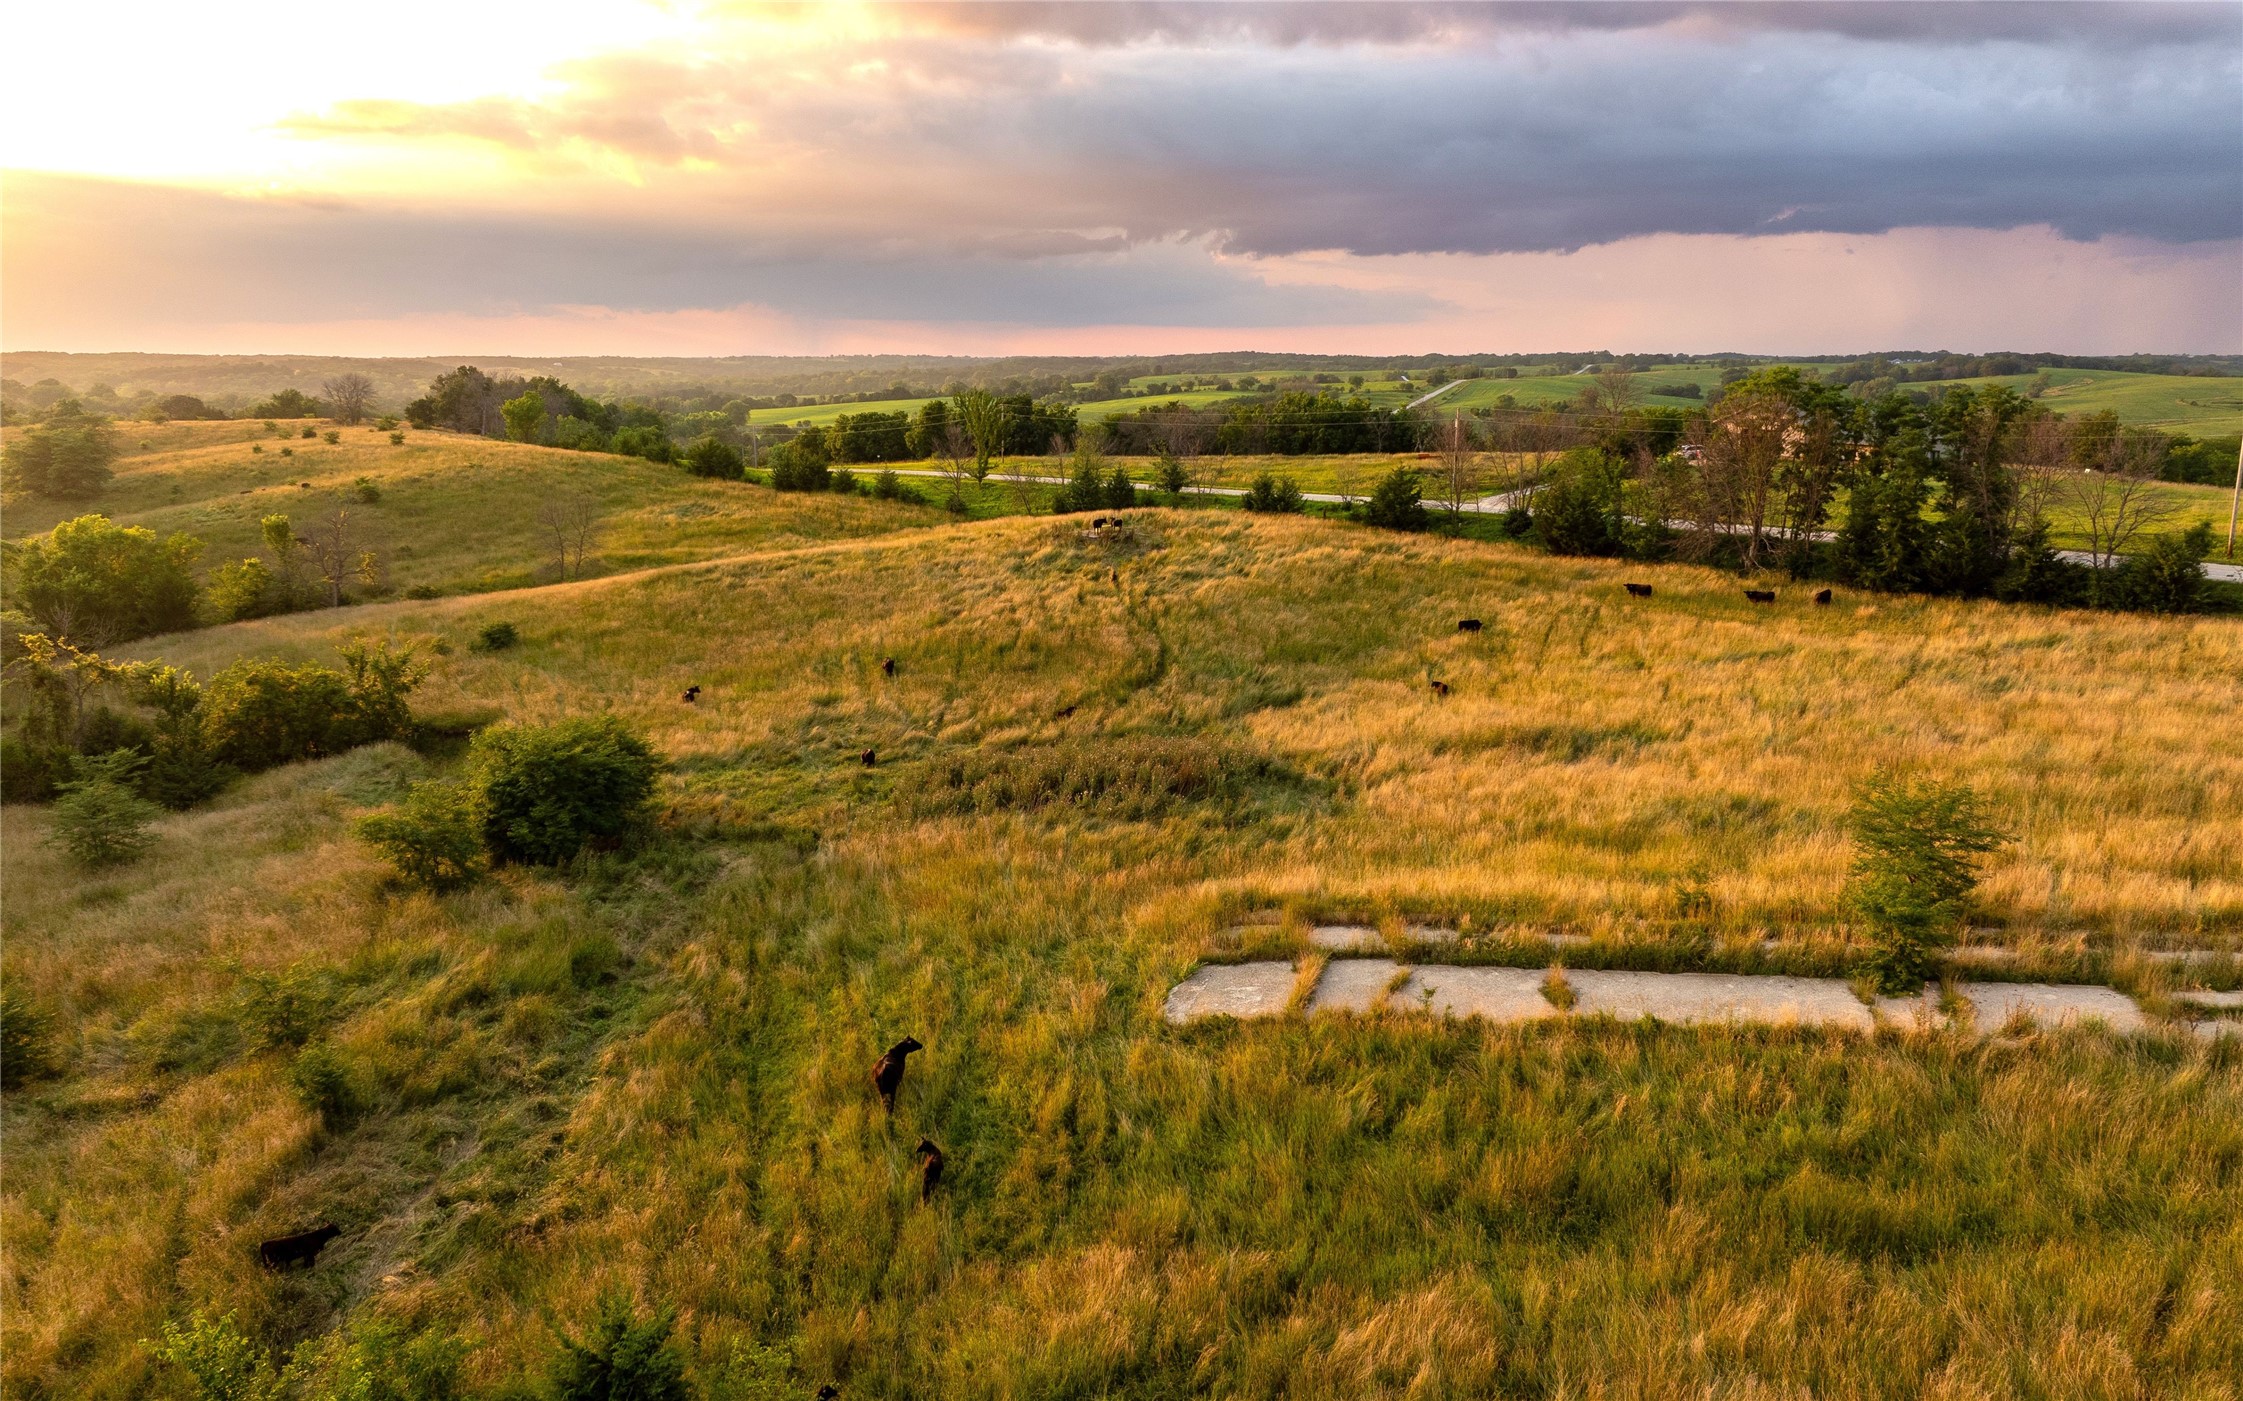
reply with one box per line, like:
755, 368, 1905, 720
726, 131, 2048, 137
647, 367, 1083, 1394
1890, 369, 2243, 435
5, 424, 2242, 1397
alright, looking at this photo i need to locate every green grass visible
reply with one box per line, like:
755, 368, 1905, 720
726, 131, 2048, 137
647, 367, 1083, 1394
1913, 369, 2243, 435
6, 452, 2243, 1399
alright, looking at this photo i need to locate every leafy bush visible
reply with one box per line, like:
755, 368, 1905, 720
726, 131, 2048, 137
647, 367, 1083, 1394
323, 431, 341, 445
389, 431, 406, 446
7, 514, 202, 640
47, 751, 161, 868
548, 1294, 690, 1401
827, 467, 857, 494
238, 964, 336, 1050
1360, 467, 1427, 531
1156, 449, 1190, 498
471, 621, 520, 653
1846, 773, 2007, 993
298, 426, 316, 440
1242, 473, 1304, 514
2116, 522, 2215, 615
701, 1338, 796, 1401
2, 982, 58, 1089
353, 477, 380, 503
358, 781, 484, 891
150, 1311, 279, 1401
0, 735, 69, 804
612, 425, 673, 462
200, 641, 425, 772
1532, 451, 1628, 557
205, 558, 279, 623
871, 469, 919, 502
765, 440, 830, 491
1103, 466, 1137, 510
472, 715, 660, 865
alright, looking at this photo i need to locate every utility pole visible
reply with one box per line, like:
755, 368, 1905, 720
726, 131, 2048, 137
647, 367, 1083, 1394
2229, 437, 2240, 559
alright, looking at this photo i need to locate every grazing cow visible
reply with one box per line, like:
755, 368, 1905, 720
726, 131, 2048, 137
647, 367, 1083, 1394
258, 1223, 340, 1270
1430, 680, 1451, 698
1624, 583, 1653, 599
871, 1036, 923, 1112
916, 1137, 946, 1203
1091, 517, 1108, 528
1055, 704, 1077, 718
1745, 589, 1776, 604
1813, 588, 1833, 605
881, 657, 896, 677
1457, 618, 1483, 633
860, 748, 877, 767
681, 685, 700, 704
818, 1386, 840, 1400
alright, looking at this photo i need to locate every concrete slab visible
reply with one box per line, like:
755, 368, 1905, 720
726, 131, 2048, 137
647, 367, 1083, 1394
1958, 981, 2145, 1034
2175, 989, 2243, 1010
1308, 925, 1383, 952
1164, 962, 1296, 1023
1391, 966, 1559, 1022
1306, 958, 1408, 1013
1568, 970, 1879, 1029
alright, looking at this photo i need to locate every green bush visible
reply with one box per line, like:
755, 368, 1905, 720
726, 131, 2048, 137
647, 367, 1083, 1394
389, 431, 405, 446
684, 435, 744, 480
1, 403, 120, 500
1241, 473, 1304, 514
1360, 467, 1427, 532
765, 440, 829, 491
1846, 773, 2007, 993
358, 781, 484, 891
471, 621, 520, 653
149, 1311, 280, 1401
238, 964, 336, 1049
472, 715, 659, 866
200, 642, 425, 773
2116, 522, 2215, 615
548, 1294, 690, 1401
47, 751, 161, 869
827, 467, 857, 494
323, 431, 341, 445
1532, 452, 1629, 557
353, 477, 380, 503
6, 514, 202, 641
0, 735, 69, 804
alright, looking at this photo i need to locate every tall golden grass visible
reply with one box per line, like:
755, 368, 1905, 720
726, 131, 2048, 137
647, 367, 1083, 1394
4, 503, 2239, 1396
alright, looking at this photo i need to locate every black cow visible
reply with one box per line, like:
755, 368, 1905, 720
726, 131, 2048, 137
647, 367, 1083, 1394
682, 685, 700, 704
860, 748, 877, 767
1091, 517, 1108, 528
1055, 704, 1078, 718
1457, 618, 1482, 633
871, 1036, 923, 1112
881, 657, 896, 677
1745, 589, 1776, 604
1813, 588, 1833, 605
1430, 680, 1451, 698
818, 1386, 840, 1400
258, 1223, 340, 1270
1624, 583, 1653, 598
917, 1137, 946, 1203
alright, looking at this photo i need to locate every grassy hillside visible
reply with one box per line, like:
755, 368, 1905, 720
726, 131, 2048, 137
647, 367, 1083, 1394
2, 421, 950, 598
1909, 369, 2243, 435
5, 502, 2240, 1397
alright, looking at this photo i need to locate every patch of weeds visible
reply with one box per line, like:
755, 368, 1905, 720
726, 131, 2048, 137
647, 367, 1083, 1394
900, 735, 1311, 821
1541, 965, 1578, 1011
470, 622, 521, 653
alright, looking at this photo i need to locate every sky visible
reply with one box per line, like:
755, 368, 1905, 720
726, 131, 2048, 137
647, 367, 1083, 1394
3, 1, 2239, 357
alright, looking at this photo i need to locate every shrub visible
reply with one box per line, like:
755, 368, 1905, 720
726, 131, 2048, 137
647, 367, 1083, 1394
1532, 451, 1628, 557
389, 432, 405, 446
375, 416, 399, 432
358, 781, 484, 891
548, 1295, 690, 1401
353, 477, 380, 503
405, 583, 442, 600
871, 469, 913, 501
1103, 466, 1137, 510
200, 642, 425, 773
1242, 473, 1304, 513
684, 435, 744, 480
904, 736, 1287, 820
7, 514, 202, 641
298, 426, 316, 440
150, 1311, 279, 1401
1360, 467, 1427, 531
472, 715, 660, 866
1156, 449, 1190, 498
828, 467, 858, 494
2, 406, 121, 500
0, 735, 70, 804
47, 751, 161, 868
1846, 773, 2007, 993
1500, 506, 1534, 538
2, 982, 58, 1089
471, 621, 520, 653
323, 431, 340, 445
239, 964, 335, 1050
2117, 522, 2215, 615
279, 447, 294, 458
765, 441, 829, 491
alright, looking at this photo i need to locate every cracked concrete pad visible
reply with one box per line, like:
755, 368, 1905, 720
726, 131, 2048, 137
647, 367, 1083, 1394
2176, 989, 2243, 1010
1307, 958, 1407, 1013
1569, 971, 1881, 1029
1391, 966, 1558, 1022
1959, 981, 2144, 1033
1165, 962, 1295, 1022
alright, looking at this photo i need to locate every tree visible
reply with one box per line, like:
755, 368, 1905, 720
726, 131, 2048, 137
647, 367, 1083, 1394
1361, 467, 1427, 531
1846, 773, 2006, 993
1102, 465, 1137, 510
1431, 414, 1480, 516
358, 781, 483, 891
1837, 430, 1935, 593
1532, 451, 1628, 556
537, 490, 601, 581
321, 373, 377, 426
954, 389, 1006, 484
1693, 389, 1790, 569
1241, 473, 1304, 513
47, 751, 162, 869
2064, 435, 2175, 577
1155, 446, 1190, 499
501, 392, 548, 444
6, 514, 202, 642
683, 435, 743, 480
2116, 522, 2214, 614
1591, 365, 1640, 416
251, 388, 321, 419
298, 507, 381, 607
3, 401, 122, 500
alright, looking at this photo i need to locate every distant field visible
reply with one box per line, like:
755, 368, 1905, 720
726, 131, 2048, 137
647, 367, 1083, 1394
2, 420, 947, 598
1898, 368, 2243, 434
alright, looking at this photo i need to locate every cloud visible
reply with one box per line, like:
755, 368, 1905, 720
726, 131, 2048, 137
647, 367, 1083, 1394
279, 5, 2243, 257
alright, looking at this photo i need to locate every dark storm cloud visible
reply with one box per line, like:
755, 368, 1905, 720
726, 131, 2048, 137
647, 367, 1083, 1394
288, 3, 2243, 256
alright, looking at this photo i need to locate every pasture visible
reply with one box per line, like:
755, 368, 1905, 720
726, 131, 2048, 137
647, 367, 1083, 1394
5, 494, 2241, 1397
